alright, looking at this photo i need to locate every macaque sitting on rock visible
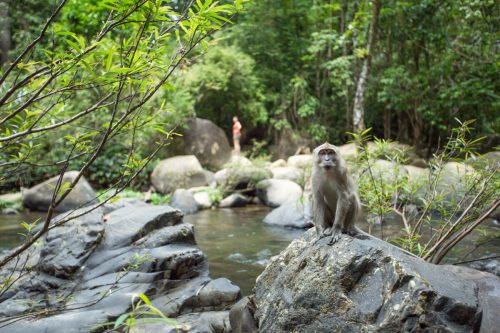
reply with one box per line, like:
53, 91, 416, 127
311, 142, 362, 244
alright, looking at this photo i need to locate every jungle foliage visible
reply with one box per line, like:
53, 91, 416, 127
174, 0, 499, 148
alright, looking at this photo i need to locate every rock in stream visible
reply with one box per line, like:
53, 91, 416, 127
0, 203, 241, 333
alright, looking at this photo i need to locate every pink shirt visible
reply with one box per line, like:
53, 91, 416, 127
232, 121, 242, 136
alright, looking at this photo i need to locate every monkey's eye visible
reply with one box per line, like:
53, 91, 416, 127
320, 149, 335, 155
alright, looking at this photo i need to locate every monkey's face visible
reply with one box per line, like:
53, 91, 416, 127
314, 143, 339, 171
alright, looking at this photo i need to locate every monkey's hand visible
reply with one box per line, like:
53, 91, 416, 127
328, 225, 342, 245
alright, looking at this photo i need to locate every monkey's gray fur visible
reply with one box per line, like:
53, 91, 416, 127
311, 142, 362, 244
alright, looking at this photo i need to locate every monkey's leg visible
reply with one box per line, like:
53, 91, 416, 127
342, 209, 358, 236
342, 197, 361, 236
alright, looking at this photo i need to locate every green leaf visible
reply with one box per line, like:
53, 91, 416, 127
113, 313, 130, 329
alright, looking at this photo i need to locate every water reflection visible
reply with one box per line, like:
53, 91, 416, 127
183, 206, 306, 295
0, 211, 44, 249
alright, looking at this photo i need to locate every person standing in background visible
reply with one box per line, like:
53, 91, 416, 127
232, 116, 242, 155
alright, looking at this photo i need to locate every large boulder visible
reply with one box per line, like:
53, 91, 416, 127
270, 166, 303, 184
337, 143, 358, 159
251, 230, 483, 332
366, 141, 421, 165
270, 159, 287, 168
403, 165, 430, 184
22, 171, 96, 212
0, 204, 242, 332
444, 265, 500, 333
215, 165, 272, 194
405, 161, 480, 206
168, 117, 232, 170
263, 197, 313, 228
287, 154, 312, 170
432, 162, 480, 205
256, 179, 302, 208
151, 155, 208, 194
227, 155, 252, 166
369, 159, 409, 183
269, 129, 312, 160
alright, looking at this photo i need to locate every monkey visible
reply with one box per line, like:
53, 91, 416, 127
311, 142, 362, 244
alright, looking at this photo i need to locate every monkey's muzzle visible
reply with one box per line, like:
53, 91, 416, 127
321, 162, 335, 170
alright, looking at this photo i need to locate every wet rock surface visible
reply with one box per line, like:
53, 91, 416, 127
0, 204, 241, 333
248, 229, 485, 333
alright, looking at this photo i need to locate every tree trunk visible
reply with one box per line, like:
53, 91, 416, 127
0, 1, 10, 67
341, 0, 350, 127
383, 107, 391, 138
352, 0, 382, 133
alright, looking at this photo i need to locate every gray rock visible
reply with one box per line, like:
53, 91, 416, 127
436, 162, 478, 203
219, 193, 250, 208
22, 171, 96, 212
203, 170, 217, 187
270, 159, 287, 168
254, 229, 482, 332
37, 208, 105, 278
263, 198, 313, 228
0, 204, 241, 333
269, 129, 311, 160
256, 179, 302, 208
170, 189, 199, 214
443, 265, 500, 333
190, 190, 213, 209
366, 141, 420, 164
101, 205, 183, 249
337, 142, 358, 158
227, 155, 252, 166
406, 161, 479, 207
102, 198, 148, 214
131, 311, 231, 333
2, 207, 19, 215
151, 155, 208, 194
270, 166, 303, 184
215, 165, 272, 193
230, 296, 258, 333
287, 154, 312, 169
370, 159, 408, 183
166, 117, 232, 170
403, 165, 429, 184
197, 278, 241, 308
468, 258, 500, 277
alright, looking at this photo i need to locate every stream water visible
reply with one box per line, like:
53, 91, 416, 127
1, 206, 498, 295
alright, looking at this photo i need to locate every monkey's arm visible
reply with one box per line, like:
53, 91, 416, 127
312, 194, 330, 237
